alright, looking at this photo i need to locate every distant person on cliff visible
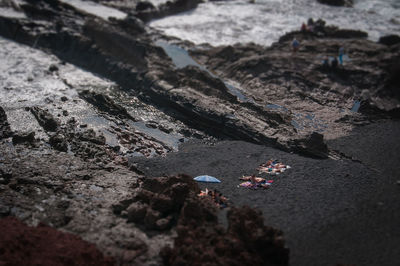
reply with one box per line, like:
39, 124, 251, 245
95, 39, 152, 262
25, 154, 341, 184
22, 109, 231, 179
292, 38, 300, 53
307, 18, 315, 32
338, 47, 345, 65
322, 57, 329, 69
301, 22, 307, 32
331, 56, 338, 68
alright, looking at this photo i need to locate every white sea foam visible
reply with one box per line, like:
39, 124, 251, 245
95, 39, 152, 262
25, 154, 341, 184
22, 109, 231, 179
0, 7, 26, 19
149, 0, 400, 46
59, 0, 127, 20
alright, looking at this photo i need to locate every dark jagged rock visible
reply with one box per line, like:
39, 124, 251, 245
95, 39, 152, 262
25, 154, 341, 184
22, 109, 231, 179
0, 1, 295, 152
379, 35, 400, 46
77, 129, 106, 145
381, 56, 400, 100
0, 166, 12, 185
117, 173, 289, 265
79, 90, 136, 121
114, 16, 146, 35
48, 64, 59, 72
60, 96, 69, 102
134, 0, 203, 22
12, 132, 36, 145
191, 21, 399, 143
49, 133, 68, 152
83, 19, 148, 71
0, 106, 12, 139
126, 202, 148, 223
116, 173, 290, 264
135, 1, 155, 11
118, 174, 200, 231
279, 18, 367, 41
317, 0, 353, 7
162, 206, 289, 266
325, 27, 368, 39
29, 107, 59, 132
290, 132, 329, 159
2, 1, 396, 154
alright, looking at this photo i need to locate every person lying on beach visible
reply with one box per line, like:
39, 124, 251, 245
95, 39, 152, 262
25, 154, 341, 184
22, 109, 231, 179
239, 175, 266, 183
239, 181, 271, 190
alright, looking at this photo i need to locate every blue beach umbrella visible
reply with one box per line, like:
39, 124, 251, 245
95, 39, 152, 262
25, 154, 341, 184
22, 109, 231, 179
194, 175, 221, 183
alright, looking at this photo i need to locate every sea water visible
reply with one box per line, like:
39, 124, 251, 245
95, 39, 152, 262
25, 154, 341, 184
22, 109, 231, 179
149, 0, 400, 46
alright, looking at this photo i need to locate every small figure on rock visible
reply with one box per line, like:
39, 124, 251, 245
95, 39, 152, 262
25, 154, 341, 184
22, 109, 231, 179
292, 38, 300, 53
331, 56, 338, 68
338, 46, 345, 65
301, 22, 307, 32
322, 57, 330, 68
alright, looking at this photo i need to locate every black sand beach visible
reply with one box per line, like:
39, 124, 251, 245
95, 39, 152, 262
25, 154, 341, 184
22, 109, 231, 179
131, 120, 400, 266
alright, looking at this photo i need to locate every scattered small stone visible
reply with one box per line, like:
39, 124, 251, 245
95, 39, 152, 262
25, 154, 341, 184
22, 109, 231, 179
49, 133, 68, 152
68, 117, 76, 124
127, 202, 148, 223
48, 64, 59, 72
60, 96, 69, 102
29, 107, 59, 132
0, 204, 10, 217
89, 185, 104, 192
62, 110, 69, 116
112, 145, 120, 152
12, 132, 35, 145
145, 122, 158, 128
80, 124, 88, 128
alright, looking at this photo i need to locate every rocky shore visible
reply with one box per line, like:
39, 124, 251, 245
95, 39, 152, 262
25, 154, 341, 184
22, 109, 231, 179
0, 0, 399, 265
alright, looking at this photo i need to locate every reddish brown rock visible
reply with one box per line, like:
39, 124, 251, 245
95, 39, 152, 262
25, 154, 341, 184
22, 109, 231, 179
0, 216, 115, 266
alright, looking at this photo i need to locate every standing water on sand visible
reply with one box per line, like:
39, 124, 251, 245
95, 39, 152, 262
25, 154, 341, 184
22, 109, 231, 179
149, 0, 400, 46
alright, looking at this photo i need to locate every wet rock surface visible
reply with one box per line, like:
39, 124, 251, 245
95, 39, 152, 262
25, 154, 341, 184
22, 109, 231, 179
79, 90, 136, 121
0, 1, 399, 266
